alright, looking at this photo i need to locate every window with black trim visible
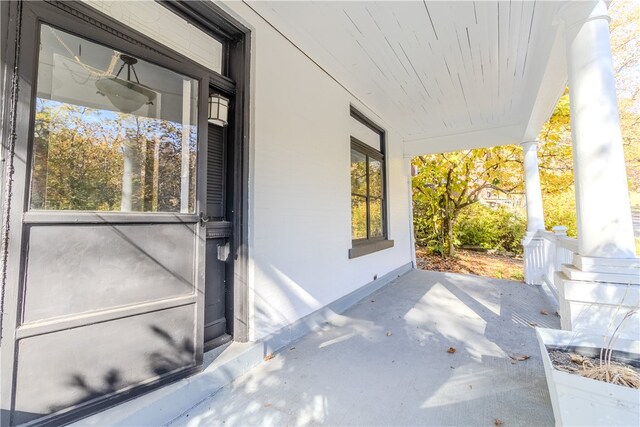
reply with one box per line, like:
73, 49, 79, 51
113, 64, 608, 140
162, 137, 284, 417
351, 138, 385, 239
30, 24, 199, 213
349, 107, 393, 258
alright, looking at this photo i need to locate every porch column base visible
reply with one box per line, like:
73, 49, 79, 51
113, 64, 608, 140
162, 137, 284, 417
522, 233, 544, 285
556, 256, 640, 340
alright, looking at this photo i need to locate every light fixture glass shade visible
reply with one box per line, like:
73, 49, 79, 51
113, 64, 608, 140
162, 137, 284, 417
208, 94, 229, 127
95, 77, 157, 113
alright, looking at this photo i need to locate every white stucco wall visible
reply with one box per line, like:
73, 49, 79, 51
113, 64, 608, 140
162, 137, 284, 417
219, 2, 414, 341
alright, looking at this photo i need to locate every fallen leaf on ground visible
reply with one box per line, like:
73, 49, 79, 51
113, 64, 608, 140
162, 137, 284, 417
494, 419, 504, 426
289, 347, 296, 351
540, 309, 549, 315
263, 403, 272, 408
264, 353, 275, 361
509, 354, 530, 361
447, 347, 456, 353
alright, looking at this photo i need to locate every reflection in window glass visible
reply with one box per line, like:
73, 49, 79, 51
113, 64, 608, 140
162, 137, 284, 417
370, 197, 383, 237
30, 25, 198, 213
369, 160, 382, 198
351, 195, 367, 239
350, 149, 367, 196
350, 142, 386, 241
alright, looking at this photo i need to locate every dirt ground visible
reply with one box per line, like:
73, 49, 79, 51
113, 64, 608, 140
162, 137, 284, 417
416, 247, 525, 281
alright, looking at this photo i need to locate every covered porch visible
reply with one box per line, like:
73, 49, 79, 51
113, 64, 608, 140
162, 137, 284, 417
1, 0, 638, 425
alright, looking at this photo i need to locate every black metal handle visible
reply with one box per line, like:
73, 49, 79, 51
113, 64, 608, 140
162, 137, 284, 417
199, 212, 210, 226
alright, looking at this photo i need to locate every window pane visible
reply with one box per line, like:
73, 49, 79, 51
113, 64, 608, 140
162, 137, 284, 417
350, 118, 380, 151
30, 25, 198, 213
351, 195, 367, 239
351, 149, 367, 196
370, 197, 383, 238
369, 159, 382, 198
83, 0, 223, 73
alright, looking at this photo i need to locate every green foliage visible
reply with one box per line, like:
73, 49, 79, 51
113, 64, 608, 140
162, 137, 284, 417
412, 146, 523, 257
543, 187, 578, 238
536, 89, 578, 238
413, 197, 445, 255
455, 204, 526, 254
31, 102, 124, 211
538, 90, 574, 195
31, 99, 196, 212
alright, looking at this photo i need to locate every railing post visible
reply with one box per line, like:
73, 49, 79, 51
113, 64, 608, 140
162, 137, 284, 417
551, 226, 568, 293
552, 226, 567, 237
523, 233, 544, 285
552, 226, 568, 271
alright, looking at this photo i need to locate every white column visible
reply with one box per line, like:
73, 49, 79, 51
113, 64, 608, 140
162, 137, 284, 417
521, 140, 545, 285
521, 140, 545, 235
556, 1, 639, 339
407, 158, 418, 268
563, 0, 636, 258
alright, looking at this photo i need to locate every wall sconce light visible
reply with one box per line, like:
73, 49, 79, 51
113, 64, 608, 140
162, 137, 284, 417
208, 94, 229, 127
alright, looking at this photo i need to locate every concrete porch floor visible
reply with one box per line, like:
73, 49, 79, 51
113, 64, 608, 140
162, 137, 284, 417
170, 269, 560, 426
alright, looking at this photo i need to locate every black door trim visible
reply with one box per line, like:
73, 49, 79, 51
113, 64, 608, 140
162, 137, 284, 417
157, 0, 251, 344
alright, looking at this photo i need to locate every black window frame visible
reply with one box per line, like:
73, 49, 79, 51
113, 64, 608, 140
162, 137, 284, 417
349, 107, 394, 258
28, 22, 204, 215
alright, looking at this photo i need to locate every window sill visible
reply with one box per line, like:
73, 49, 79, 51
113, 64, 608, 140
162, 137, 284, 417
349, 239, 394, 259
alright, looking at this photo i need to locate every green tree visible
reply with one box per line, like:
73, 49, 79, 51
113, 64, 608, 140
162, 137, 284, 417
456, 204, 526, 254
412, 146, 523, 257
31, 99, 196, 212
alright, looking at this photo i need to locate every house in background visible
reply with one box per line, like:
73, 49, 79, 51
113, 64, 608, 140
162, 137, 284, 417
478, 189, 525, 213
0, 1, 637, 425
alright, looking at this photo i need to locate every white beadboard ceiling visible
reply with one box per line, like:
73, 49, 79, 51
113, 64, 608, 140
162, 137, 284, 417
244, 0, 577, 155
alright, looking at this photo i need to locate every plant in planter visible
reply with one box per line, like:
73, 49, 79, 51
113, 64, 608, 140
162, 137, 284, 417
536, 308, 640, 426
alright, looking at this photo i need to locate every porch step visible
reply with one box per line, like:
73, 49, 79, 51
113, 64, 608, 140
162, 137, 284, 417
573, 254, 640, 275
560, 276, 640, 306
561, 264, 640, 285
72, 341, 264, 426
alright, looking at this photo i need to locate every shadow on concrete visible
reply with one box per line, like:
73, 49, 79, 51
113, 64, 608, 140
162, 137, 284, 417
169, 269, 560, 426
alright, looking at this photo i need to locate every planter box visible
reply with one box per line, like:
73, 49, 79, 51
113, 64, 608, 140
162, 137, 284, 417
536, 328, 640, 426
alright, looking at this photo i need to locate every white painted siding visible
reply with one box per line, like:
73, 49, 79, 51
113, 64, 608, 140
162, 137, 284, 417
219, 2, 414, 341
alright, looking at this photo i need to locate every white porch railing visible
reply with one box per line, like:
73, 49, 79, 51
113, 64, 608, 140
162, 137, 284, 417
523, 226, 578, 307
